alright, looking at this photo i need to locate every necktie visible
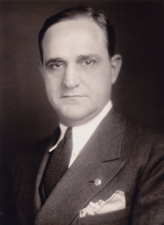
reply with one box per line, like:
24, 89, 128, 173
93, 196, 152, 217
43, 127, 72, 198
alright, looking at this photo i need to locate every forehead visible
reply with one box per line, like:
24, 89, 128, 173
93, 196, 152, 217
42, 17, 107, 51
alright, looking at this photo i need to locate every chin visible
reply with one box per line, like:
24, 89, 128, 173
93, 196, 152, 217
55, 104, 99, 125
59, 110, 99, 127
58, 111, 85, 126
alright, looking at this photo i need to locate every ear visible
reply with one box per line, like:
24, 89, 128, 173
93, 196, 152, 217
111, 54, 122, 84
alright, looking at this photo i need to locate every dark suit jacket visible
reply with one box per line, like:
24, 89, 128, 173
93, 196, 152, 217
11, 109, 164, 225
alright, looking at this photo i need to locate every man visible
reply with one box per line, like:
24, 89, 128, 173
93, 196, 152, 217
12, 6, 164, 225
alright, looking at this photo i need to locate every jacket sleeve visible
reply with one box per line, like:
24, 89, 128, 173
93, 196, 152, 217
130, 136, 164, 225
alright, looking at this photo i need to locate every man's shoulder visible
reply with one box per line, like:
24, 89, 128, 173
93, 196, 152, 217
19, 135, 51, 160
119, 112, 164, 170
111, 107, 164, 155
126, 115, 163, 144
113, 107, 163, 139
11, 130, 57, 177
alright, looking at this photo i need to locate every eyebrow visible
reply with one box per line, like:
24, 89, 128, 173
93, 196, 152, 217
77, 54, 101, 62
45, 58, 66, 67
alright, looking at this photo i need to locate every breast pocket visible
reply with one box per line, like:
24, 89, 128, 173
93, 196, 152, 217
76, 207, 131, 225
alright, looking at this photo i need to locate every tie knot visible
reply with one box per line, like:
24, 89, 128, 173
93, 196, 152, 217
65, 127, 72, 139
62, 127, 72, 150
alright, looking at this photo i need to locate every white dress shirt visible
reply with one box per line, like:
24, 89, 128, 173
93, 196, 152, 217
49, 101, 112, 167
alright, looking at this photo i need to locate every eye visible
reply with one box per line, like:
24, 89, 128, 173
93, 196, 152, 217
82, 59, 96, 66
47, 62, 64, 69
54, 62, 62, 68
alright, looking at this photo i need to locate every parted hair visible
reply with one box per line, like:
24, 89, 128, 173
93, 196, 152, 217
38, 6, 116, 62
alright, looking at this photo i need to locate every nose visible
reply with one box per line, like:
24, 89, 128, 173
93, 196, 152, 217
62, 64, 80, 88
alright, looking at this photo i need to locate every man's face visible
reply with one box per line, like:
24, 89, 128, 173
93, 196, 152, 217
40, 17, 121, 126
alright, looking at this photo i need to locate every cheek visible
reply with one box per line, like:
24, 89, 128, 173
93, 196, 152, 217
85, 72, 111, 92
44, 76, 61, 94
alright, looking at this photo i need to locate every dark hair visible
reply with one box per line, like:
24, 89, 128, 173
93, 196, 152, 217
38, 6, 115, 62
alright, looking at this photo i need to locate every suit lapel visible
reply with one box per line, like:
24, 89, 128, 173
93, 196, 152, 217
34, 109, 127, 225
33, 127, 61, 213
15, 137, 51, 225
33, 149, 49, 213
16, 128, 60, 225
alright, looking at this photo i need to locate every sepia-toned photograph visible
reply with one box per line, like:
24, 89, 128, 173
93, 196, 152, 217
0, 0, 164, 224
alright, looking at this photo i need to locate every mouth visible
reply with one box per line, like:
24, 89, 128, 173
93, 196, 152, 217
60, 95, 87, 103
61, 95, 84, 98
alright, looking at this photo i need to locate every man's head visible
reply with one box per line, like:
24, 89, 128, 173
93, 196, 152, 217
39, 6, 116, 62
39, 6, 122, 127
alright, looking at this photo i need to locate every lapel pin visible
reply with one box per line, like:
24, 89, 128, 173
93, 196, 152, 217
94, 179, 102, 186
